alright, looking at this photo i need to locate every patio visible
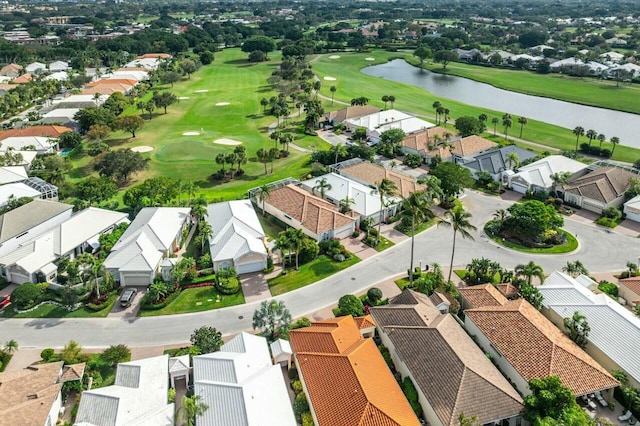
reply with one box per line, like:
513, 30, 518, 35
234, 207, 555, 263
578, 396, 633, 425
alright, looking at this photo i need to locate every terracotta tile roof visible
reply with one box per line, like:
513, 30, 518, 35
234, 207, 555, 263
266, 184, 355, 235
370, 289, 523, 425
324, 105, 381, 123
402, 126, 452, 152
465, 299, 620, 396
564, 167, 637, 204
0, 361, 63, 425
431, 135, 498, 160
60, 363, 85, 382
81, 86, 126, 95
135, 53, 172, 59
497, 282, 520, 298
354, 315, 376, 330
0, 63, 22, 74
459, 284, 509, 309
290, 316, 420, 426
619, 277, 640, 301
0, 83, 16, 92
12, 73, 32, 84
339, 161, 425, 198
0, 125, 73, 141
87, 78, 137, 87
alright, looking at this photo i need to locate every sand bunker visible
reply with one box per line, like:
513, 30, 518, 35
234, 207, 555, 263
194, 89, 209, 93
177, 96, 190, 100
365, 57, 375, 61
214, 138, 242, 146
182, 131, 201, 136
215, 102, 230, 106
329, 55, 341, 59
323, 76, 337, 81
131, 146, 153, 153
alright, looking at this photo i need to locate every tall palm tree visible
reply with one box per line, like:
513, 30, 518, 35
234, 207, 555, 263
550, 171, 572, 197
505, 152, 519, 170
478, 113, 488, 127
610, 136, 620, 156
381, 95, 389, 109
284, 228, 305, 270
330, 143, 348, 165
198, 221, 213, 252
514, 261, 544, 286
330, 86, 337, 105
438, 205, 476, 285
572, 126, 585, 154
178, 394, 209, 426
257, 148, 270, 175
339, 196, 355, 214
256, 184, 271, 216
517, 116, 528, 138
191, 203, 207, 224
401, 192, 435, 288
313, 177, 332, 199
491, 117, 499, 136
597, 133, 606, 149
502, 113, 512, 141
388, 95, 396, 108
273, 234, 289, 268
586, 129, 597, 147
215, 153, 226, 172
371, 178, 398, 243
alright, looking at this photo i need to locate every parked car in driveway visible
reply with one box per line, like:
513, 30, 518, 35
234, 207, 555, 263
119, 288, 137, 307
0, 294, 10, 309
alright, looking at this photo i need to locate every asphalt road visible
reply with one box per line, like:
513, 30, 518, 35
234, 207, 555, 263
1, 190, 634, 348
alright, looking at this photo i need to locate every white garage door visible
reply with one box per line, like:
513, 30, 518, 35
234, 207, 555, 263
625, 211, 640, 223
511, 183, 528, 194
122, 274, 151, 286
237, 261, 264, 275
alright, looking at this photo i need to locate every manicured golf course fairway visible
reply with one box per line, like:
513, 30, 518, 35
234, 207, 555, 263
313, 51, 640, 163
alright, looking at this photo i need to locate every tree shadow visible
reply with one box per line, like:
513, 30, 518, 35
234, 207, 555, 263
106, 137, 130, 147
68, 164, 94, 179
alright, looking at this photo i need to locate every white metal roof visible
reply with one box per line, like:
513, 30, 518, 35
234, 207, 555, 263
345, 109, 413, 131
75, 355, 173, 426
0, 136, 55, 151
103, 231, 163, 273
302, 172, 398, 217
270, 338, 292, 357
0, 183, 40, 206
54, 207, 129, 256
113, 207, 190, 252
540, 271, 640, 383
193, 332, 296, 426
509, 155, 587, 189
206, 200, 266, 263
0, 166, 27, 184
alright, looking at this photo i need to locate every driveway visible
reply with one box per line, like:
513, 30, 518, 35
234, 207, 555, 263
2, 190, 638, 348
108, 289, 145, 318
317, 130, 349, 147
240, 272, 272, 303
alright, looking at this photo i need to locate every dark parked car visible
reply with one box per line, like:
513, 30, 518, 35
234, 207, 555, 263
119, 288, 137, 307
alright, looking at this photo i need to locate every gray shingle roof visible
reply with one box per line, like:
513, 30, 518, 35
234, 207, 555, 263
0, 199, 72, 243
464, 146, 537, 175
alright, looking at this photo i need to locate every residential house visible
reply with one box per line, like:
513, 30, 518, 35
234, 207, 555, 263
48, 94, 108, 109
0, 83, 16, 95
44, 72, 69, 82
323, 105, 381, 125
550, 57, 609, 75
39, 108, 80, 129
600, 51, 625, 63
12, 73, 32, 84
25, 62, 47, 74
0, 63, 22, 78
193, 332, 296, 426
0, 136, 58, 154
401, 126, 454, 157
103, 207, 191, 286
504, 155, 588, 195
289, 316, 420, 426
81, 85, 130, 96
255, 182, 355, 241
459, 283, 508, 310
49, 60, 69, 73
623, 195, 640, 222
333, 159, 426, 198
206, 200, 267, 274
0, 182, 45, 208
106, 71, 148, 82
75, 355, 174, 426
0, 361, 84, 426
539, 271, 640, 388
0, 125, 73, 141
425, 135, 498, 164
455, 48, 484, 62
462, 145, 537, 180
464, 296, 619, 398
301, 173, 400, 225
343, 109, 435, 144
607, 63, 640, 78
0, 165, 28, 184
0, 206, 128, 284
369, 289, 524, 426
353, 314, 376, 338
562, 166, 637, 213
86, 78, 138, 89
619, 277, 640, 307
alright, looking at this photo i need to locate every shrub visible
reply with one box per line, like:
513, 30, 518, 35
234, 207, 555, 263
367, 287, 383, 304
140, 288, 182, 310
598, 281, 618, 299
368, 227, 379, 237
298, 239, 320, 264
293, 392, 310, 419
404, 153, 423, 168
301, 412, 314, 426
352, 230, 360, 238
216, 276, 240, 295
333, 254, 345, 262
288, 363, 299, 380
40, 348, 54, 361
338, 294, 364, 317
378, 345, 394, 371
601, 206, 622, 220
86, 294, 115, 312
292, 380, 303, 393
11, 282, 44, 310
401, 377, 423, 417
291, 317, 311, 329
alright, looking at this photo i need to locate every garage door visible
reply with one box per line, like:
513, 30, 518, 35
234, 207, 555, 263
122, 274, 151, 286
583, 201, 603, 214
511, 183, 528, 194
237, 261, 265, 275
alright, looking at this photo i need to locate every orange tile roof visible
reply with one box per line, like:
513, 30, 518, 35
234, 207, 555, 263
465, 299, 619, 396
354, 315, 376, 330
459, 284, 509, 309
135, 53, 172, 59
266, 184, 355, 236
81, 86, 126, 95
86, 78, 137, 87
0, 125, 73, 141
431, 135, 498, 160
620, 277, 640, 302
290, 316, 420, 426
12, 73, 32, 84
497, 282, 520, 298
402, 126, 452, 152
339, 161, 425, 198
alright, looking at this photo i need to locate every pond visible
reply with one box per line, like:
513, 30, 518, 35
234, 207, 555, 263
362, 60, 640, 149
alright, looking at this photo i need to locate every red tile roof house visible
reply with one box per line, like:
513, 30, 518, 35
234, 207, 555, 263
462, 289, 619, 400
250, 181, 355, 241
619, 277, 640, 307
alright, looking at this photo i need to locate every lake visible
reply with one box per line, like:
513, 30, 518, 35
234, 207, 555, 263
362, 60, 640, 149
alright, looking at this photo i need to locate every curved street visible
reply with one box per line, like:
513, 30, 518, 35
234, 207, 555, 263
1, 190, 635, 348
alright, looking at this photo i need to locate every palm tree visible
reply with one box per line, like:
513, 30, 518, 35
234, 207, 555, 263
597, 133, 606, 149
436, 106, 445, 125
586, 129, 597, 147
313, 177, 332, 199
199, 221, 213, 252
330, 143, 348, 165
273, 234, 289, 267
215, 153, 226, 172
562, 260, 589, 278
257, 148, 270, 175
502, 113, 512, 141
178, 394, 209, 426
270, 131, 281, 150
256, 185, 271, 217
432, 101, 441, 121
493, 209, 507, 221
388, 95, 396, 108
572, 126, 585, 153
191, 203, 208, 224
505, 152, 519, 170
443, 108, 450, 128
284, 228, 305, 270
371, 178, 398, 243
517, 116, 528, 138
491, 117, 499, 136
382, 95, 389, 109
268, 148, 279, 173
515, 261, 544, 286
438, 205, 476, 285
478, 113, 488, 127
401, 192, 435, 288
610, 136, 620, 156
339, 196, 355, 214
4, 339, 18, 354
260, 97, 269, 114
225, 152, 237, 175
330, 86, 337, 105
550, 171, 572, 197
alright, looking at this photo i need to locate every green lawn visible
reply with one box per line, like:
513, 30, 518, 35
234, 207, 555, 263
257, 213, 287, 241
406, 57, 640, 116
268, 254, 361, 296
0, 295, 117, 318
394, 217, 438, 236
485, 227, 579, 254
395, 277, 411, 290
314, 51, 640, 163
369, 235, 395, 252
69, 48, 318, 201
139, 286, 245, 316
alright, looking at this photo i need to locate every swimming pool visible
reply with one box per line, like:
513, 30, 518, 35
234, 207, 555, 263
59, 148, 72, 157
